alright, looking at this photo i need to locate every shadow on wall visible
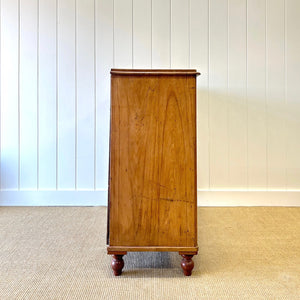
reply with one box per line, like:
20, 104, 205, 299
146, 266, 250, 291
0, 155, 18, 190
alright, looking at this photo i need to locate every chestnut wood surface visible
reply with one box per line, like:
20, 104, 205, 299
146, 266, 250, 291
107, 246, 198, 253
108, 69, 198, 252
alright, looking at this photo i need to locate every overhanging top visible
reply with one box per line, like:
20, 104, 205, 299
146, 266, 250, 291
111, 69, 200, 76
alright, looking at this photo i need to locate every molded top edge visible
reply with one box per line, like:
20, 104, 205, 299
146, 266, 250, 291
111, 69, 200, 76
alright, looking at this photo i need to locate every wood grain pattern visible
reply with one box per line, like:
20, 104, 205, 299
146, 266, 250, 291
108, 69, 198, 250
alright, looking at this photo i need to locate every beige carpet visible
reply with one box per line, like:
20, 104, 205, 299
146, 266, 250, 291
0, 207, 299, 300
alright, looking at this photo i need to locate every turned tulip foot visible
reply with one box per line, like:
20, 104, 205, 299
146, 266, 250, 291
111, 254, 125, 276
180, 254, 194, 276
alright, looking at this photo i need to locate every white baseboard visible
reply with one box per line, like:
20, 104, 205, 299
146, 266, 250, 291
0, 190, 299, 206
197, 191, 300, 206
0, 191, 108, 206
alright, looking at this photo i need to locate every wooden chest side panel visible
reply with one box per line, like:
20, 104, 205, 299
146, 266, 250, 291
109, 75, 197, 247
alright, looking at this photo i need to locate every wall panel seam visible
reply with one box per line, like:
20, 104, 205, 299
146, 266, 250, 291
37, 0, 40, 190
284, 0, 287, 190
94, 0, 97, 190
0, 0, 2, 188
188, 0, 191, 68
55, 0, 59, 190
112, 0, 115, 67
246, 0, 249, 190
131, 0, 133, 68
265, 0, 268, 190
207, 0, 211, 190
150, 0, 152, 68
170, 0, 172, 68
227, 0, 229, 185
18, 0, 20, 190
75, 0, 78, 190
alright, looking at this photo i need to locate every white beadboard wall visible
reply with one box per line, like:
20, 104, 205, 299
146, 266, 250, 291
0, 0, 300, 206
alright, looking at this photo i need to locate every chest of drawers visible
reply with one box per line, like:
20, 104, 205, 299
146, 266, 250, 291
107, 69, 200, 276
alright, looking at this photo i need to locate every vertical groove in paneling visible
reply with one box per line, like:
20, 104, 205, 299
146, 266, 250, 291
37, 0, 39, 189
227, 0, 229, 187
169, 0, 172, 68
131, 0, 133, 68
93, 0, 96, 190
112, 0, 115, 67
55, 0, 58, 189
188, 0, 190, 68
246, 0, 249, 189
208, 0, 211, 189
17, 0, 20, 190
0, 0, 2, 188
150, 0, 152, 68
265, 0, 268, 190
74, 0, 77, 190
284, 0, 287, 190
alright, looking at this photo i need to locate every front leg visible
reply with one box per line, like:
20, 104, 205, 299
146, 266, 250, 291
111, 254, 125, 276
180, 254, 195, 276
